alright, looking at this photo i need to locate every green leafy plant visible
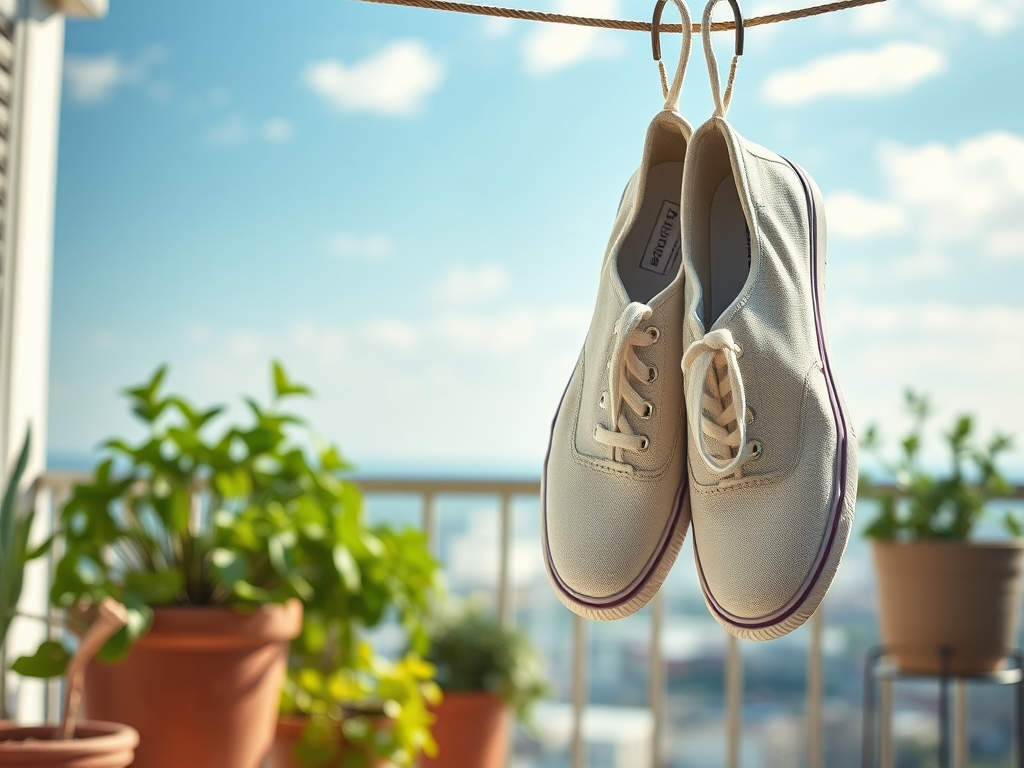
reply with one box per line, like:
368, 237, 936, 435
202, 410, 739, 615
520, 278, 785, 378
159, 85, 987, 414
15, 363, 436, 685
861, 391, 1019, 541
426, 601, 549, 723
281, 506, 440, 767
0, 431, 45, 719
282, 641, 440, 767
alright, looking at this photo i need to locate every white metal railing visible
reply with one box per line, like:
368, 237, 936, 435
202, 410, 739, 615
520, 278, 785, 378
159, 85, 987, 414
26, 471, 1024, 768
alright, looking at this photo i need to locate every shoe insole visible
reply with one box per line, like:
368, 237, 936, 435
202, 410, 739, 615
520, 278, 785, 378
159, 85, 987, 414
707, 174, 751, 326
617, 162, 684, 304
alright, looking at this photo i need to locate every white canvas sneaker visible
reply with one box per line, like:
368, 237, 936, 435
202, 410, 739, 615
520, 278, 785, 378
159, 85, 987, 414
542, 0, 694, 621
680, 0, 858, 640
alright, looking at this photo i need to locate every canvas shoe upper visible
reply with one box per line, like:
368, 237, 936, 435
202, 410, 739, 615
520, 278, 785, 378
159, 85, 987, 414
542, 0, 694, 621
680, 0, 858, 640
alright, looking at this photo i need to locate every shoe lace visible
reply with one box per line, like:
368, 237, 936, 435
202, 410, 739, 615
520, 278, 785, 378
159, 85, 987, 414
681, 328, 752, 477
594, 302, 659, 462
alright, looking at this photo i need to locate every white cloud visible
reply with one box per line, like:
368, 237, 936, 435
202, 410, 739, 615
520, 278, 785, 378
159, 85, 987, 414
849, 0, 1024, 36
827, 132, 1024, 275
328, 233, 395, 259
430, 264, 509, 304
482, 17, 515, 39
65, 54, 123, 102
929, 0, 1024, 33
366, 319, 420, 351
433, 304, 589, 355
828, 299, 1024, 466
205, 113, 248, 146
204, 115, 292, 146
185, 323, 212, 345
142, 303, 589, 464
64, 45, 167, 104
262, 118, 293, 142
880, 134, 1024, 256
303, 41, 445, 117
521, 0, 623, 76
826, 192, 907, 240
208, 88, 232, 108
762, 42, 946, 106
88, 330, 116, 351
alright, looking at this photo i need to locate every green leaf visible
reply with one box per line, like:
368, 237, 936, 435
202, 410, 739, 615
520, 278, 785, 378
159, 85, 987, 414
233, 580, 274, 603
319, 445, 350, 472
333, 545, 361, 593
124, 570, 184, 606
272, 360, 313, 399
0, 428, 31, 550
11, 641, 71, 678
211, 548, 248, 586
98, 625, 132, 662
124, 367, 171, 424
24, 533, 53, 562
215, 469, 252, 500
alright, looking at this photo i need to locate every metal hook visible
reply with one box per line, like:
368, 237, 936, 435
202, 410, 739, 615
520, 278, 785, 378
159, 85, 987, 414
651, 0, 671, 61
722, 0, 744, 57
654, 0, 744, 59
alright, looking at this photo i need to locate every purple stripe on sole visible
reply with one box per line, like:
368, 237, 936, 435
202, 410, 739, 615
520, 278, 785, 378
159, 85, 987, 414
541, 377, 690, 611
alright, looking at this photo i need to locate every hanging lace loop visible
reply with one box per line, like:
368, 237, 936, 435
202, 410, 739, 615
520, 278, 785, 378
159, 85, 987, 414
594, 302, 657, 461
651, 0, 694, 111
681, 327, 751, 476
702, 0, 744, 118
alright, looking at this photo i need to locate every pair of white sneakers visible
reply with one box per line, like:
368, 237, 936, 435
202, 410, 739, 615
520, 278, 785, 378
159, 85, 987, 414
541, 0, 858, 641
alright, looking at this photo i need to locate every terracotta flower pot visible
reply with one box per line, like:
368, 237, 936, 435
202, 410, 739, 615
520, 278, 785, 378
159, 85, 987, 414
83, 600, 302, 768
0, 720, 139, 767
272, 716, 392, 768
873, 541, 1024, 675
421, 691, 509, 768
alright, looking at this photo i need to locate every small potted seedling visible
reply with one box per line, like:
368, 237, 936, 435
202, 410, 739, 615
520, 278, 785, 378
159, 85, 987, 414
861, 391, 1024, 675
422, 602, 549, 768
0, 434, 139, 767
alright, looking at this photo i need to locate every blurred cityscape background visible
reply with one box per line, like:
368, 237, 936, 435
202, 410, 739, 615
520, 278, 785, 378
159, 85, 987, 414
362, 492, 1024, 768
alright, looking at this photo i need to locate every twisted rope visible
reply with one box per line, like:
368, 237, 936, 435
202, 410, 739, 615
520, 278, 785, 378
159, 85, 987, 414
353, 0, 886, 32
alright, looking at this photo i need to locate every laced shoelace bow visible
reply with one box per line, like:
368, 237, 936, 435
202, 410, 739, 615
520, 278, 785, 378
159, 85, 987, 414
681, 328, 752, 477
594, 302, 660, 462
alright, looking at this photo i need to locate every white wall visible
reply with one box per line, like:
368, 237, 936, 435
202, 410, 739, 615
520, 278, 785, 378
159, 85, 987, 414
0, 0, 65, 724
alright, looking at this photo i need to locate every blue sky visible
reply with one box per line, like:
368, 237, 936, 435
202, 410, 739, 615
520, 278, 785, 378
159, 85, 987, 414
48, 0, 1024, 475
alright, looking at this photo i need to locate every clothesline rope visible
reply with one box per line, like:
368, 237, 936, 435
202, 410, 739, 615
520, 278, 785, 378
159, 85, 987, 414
352, 0, 886, 33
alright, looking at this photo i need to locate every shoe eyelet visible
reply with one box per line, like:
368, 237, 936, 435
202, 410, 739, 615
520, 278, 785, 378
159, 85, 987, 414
640, 402, 654, 420
646, 327, 660, 343
599, 392, 608, 409
749, 440, 763, 459
638, 436, 650, 452
646, 366, 658, 384
745, 407, 755, 425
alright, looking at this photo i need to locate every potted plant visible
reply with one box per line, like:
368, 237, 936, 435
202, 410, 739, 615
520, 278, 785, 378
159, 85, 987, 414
273, 490, 442, 768
1, 433, 139, 767
861, 391, 1024, 675
422, 602, 549, 768
16, 363, 371, 768
274, 642, 439, 768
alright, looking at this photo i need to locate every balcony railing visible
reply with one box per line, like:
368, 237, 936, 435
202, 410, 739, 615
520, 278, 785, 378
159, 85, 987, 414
22, 471, 1024, 768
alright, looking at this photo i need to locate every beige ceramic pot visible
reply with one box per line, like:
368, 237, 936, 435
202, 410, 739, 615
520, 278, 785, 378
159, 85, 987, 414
83, 600, 302, 768
873, 541, 1024, 675
0, 720, 138, 767
420, 691, 509, 768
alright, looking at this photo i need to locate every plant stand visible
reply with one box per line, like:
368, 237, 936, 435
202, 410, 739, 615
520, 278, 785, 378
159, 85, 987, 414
861, 646, 1024, 768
